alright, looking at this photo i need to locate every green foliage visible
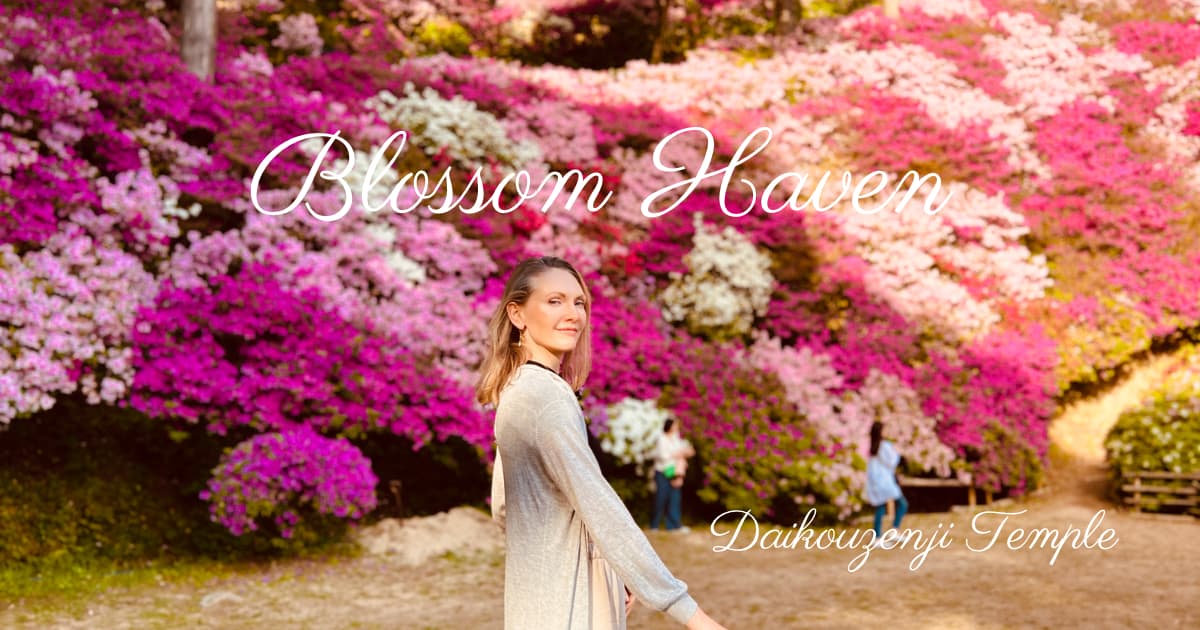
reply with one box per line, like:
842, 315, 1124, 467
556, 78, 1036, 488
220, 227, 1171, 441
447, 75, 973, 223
806, 0, 878, 19
966, 423, 1045, 495
0, 399, 359, 572
1104, 361, 1200, 513
1105, 388, 1200, 476
0, 398, 492, 579
414, 16, 473, 57
0, 555, 234, 609
353, 433, 491, 519
0, 400, 241, 568
1048, 287, 1156, 394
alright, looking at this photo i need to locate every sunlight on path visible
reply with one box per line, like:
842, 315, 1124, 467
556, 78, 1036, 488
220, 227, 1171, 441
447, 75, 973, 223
1048, 350, 1188, 465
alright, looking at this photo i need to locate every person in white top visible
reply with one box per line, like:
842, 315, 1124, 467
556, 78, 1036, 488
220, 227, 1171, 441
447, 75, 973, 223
865, 421, 909, 548
652, 418, 694, 533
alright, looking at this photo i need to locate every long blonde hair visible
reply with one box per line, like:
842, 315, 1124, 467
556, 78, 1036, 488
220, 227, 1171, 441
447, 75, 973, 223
475, 256, 594, 407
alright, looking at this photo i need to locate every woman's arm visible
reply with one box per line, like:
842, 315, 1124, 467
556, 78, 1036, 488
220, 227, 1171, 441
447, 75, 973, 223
535, 398, 700, 626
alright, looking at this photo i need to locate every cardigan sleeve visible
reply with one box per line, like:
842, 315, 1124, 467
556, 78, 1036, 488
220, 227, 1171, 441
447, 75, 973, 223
534, 398, 699, 626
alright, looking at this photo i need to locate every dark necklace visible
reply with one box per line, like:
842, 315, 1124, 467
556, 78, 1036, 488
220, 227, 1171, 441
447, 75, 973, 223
524, 359, 560, 375
524, 360, 584, 402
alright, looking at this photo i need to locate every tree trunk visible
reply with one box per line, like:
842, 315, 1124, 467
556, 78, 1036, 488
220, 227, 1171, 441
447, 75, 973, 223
768, 0, 805, 34
182, 0, 216, 82
650, 0, 672, 64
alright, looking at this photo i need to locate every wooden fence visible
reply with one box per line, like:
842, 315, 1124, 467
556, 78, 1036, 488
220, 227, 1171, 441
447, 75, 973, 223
1120, 470, 1200, 516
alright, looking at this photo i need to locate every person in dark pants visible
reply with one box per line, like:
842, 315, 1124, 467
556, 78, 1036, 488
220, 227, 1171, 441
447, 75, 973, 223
652, 418, 694, 533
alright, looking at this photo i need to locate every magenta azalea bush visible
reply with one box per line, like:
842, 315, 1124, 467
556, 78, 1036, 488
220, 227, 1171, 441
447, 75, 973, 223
4, 0, 1200, 540
199, 426, 379, 539
132, 258, 482, 443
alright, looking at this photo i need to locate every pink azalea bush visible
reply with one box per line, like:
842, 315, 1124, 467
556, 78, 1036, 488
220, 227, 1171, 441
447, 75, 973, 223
200, 426, 379, 539
0, 229, 156, 422
658, 339, 863, 521
132, 256, 486, 446
584, 284, 679, 417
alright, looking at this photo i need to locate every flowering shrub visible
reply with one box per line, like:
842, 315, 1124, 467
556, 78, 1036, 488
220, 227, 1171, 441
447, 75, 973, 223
132, 257, 485, 447
660, 213, 775, 341
659, 340, 863, 521
742, 331, 960, 503
1025, 99, 1200, 340
969, 422, 1045, 496
597, 397, 671, 474
0, 230, 156, 424
913, 326, 1058, 492
1111, 19, 1200, 66
1105, 343, 1200, 482
273, 13, 324, 56
365, 83, 542, 171
200, 426, 379, 540
7, 0, 1200, 544
843, 368, 959, 479
1105, 395, 1200, 475
584, 285, 679, 411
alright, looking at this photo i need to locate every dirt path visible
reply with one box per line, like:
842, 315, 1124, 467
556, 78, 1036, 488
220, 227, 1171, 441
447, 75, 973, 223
6, 350, 1199, 629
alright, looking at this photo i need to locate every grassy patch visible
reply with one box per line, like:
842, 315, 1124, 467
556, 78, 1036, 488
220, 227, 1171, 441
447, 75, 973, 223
1, 539, 363, 617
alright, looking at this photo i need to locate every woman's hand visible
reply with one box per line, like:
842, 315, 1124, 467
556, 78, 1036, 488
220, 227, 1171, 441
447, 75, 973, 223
685, 608, 728, 630
624, 586, 636, 617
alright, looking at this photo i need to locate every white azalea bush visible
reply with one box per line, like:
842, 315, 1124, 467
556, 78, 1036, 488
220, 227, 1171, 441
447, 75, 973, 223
366, 83, 542, 170
597, 397, 671, 474
660, 213, 775, 340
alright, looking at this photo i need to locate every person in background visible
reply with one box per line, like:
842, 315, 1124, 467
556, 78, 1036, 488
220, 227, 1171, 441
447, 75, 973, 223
652, 418, 694, 534
865, 420, 910, 549
480, 256, 726, 630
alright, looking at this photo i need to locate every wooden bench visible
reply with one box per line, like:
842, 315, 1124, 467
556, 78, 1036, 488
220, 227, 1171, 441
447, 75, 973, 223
897, 474, 986, 509
1120, 470, 1200, 516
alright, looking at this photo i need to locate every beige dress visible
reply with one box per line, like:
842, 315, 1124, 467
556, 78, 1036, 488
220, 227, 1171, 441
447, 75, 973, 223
588, 528, 628, 629
494, 453, 627, 628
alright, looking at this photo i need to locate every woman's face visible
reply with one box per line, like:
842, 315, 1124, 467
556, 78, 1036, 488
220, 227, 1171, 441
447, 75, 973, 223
509, 268, 587, 364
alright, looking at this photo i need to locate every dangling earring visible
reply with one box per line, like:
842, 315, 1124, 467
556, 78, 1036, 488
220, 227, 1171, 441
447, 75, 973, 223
517, 327, 525, 347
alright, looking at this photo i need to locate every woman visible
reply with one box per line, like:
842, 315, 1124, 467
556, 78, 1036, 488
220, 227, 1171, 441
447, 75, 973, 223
652, 418, 694, 533
478, 256, 726, 630
865, 420, 910, 549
